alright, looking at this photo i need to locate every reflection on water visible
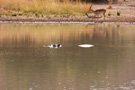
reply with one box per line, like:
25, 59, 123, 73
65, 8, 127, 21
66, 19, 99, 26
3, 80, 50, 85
0, 23, 135, 90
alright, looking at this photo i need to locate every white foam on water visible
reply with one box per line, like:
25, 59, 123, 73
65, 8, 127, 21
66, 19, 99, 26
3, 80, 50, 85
78, 44, 94, 48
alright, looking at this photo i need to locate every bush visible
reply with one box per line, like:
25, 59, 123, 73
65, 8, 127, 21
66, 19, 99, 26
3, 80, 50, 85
12, 13, 17, 16
18, 13, 23, 16
0, 13, 2, 17
117, 11, 120, 16
108, 12, 111, 16
35, 12, 40, 18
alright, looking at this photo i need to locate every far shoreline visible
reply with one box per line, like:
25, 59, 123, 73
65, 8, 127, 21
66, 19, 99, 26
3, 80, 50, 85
1, 2, 135, 24
0, 21, 135, 24
0, 16, 135, 24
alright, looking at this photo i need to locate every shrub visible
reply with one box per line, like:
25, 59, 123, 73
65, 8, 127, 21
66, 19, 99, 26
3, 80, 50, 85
12, 13, 17, 16
35, 12, 40, 18
18, 13, 23, 16
117, 11, 120, 16
108, 12, 111, 16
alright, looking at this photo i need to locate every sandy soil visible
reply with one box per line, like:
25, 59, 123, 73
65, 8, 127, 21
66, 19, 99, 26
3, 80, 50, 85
0, 2, 135, 22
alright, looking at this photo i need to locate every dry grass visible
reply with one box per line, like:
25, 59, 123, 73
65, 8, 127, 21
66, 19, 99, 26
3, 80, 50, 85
0, 0, 90, 17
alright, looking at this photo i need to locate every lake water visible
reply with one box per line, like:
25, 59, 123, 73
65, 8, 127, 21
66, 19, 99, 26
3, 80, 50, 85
0, 23, 135, 90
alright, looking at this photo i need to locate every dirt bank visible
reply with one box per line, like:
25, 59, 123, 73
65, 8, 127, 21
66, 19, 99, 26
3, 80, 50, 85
0, 16, 135, 22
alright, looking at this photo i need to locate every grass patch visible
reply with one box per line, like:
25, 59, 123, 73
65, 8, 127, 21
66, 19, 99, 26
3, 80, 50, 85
5, 13, 23, 16
5, 13, 12, 16
18, 13, 23, 16
0, 0, 90, 17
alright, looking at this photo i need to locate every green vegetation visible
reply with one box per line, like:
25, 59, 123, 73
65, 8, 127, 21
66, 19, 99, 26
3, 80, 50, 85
0, 12, 2, 17
108, 12, 111, 16
35, 12, 40, 18
117, 11, 121, 16
12, 13, 17, 16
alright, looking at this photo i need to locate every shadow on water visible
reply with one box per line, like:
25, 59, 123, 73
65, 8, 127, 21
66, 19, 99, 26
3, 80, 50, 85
0, 23, 135, 90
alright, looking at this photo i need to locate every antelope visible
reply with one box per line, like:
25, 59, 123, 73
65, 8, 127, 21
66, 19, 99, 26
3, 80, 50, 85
86, 5, 106, 20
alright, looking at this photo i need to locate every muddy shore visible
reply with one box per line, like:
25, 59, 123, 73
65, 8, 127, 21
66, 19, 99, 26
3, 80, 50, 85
0, 16, 135, 23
